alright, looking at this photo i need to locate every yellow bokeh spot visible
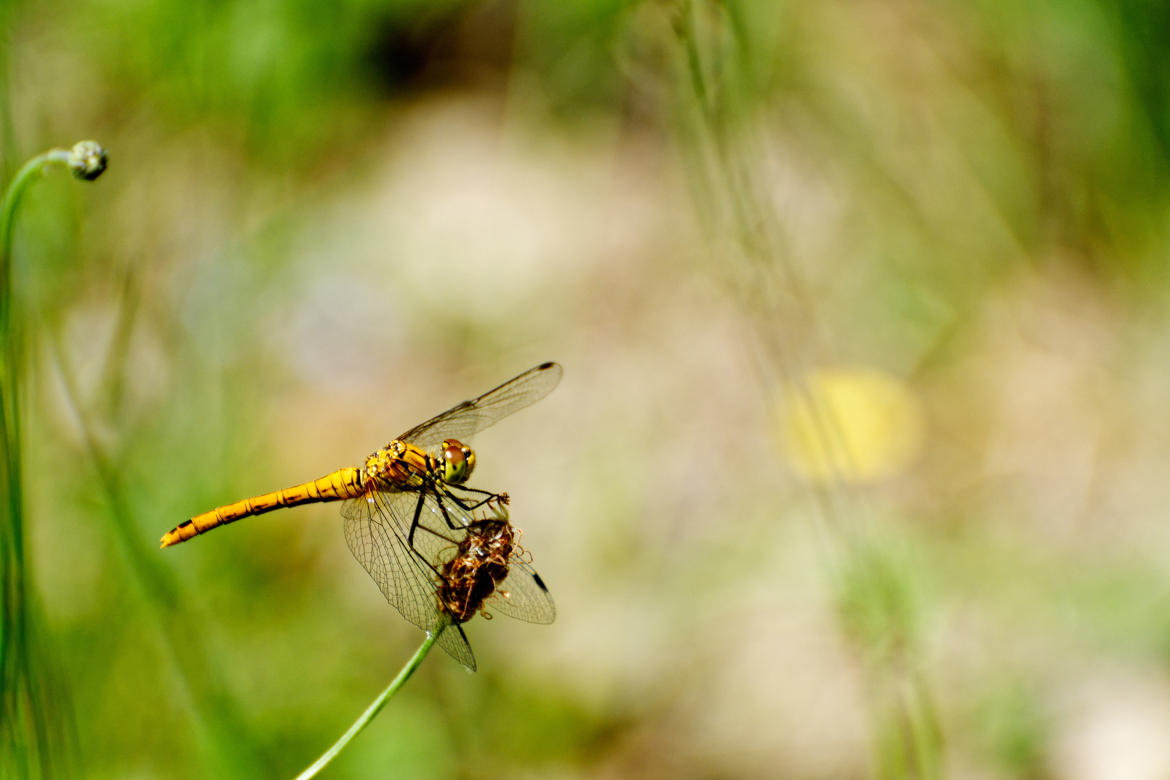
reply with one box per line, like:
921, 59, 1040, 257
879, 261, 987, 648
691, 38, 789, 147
776, 367, 925, 484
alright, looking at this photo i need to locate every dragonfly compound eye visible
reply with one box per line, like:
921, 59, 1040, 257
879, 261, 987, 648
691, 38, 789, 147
441, 439, 476, 484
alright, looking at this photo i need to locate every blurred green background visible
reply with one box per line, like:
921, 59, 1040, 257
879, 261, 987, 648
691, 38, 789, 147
4, 0, 1170, 777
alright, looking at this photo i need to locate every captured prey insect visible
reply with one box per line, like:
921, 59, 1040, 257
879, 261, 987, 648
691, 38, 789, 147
159, 362, 562, 668
433, 495, 555, 668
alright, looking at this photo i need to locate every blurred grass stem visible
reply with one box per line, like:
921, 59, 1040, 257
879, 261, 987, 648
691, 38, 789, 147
672, 4, 942, 776
0, 143, 104, 779
46, 329, 266, 777
296, 629, 438, 780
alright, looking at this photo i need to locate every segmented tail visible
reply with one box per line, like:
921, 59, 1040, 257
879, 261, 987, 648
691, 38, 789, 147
160, 467, 364, 548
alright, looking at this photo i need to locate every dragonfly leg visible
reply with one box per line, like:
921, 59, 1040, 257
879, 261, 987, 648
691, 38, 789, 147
406, 489, 427, 548
434, 484, 507, 531
412, 514, 464, 546
453, 484, 498, 499
446, 485, 503, 513
408, 539, 448, 581
434, 492, 465, 532
397, 494, 456, 575
407, 487, 469, 546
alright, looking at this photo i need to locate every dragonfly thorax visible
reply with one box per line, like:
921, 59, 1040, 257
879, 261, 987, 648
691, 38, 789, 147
362, 441, 428, 489
360, 438, 475, 489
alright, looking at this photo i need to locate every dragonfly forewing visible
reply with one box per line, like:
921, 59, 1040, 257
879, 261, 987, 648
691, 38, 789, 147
396, 361, 563, 448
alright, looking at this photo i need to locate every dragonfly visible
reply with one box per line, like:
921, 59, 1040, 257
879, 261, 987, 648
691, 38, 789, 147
434, 496, 556, 668
160, 361, 562, 669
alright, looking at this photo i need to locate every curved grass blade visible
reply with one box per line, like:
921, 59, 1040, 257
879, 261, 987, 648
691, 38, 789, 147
295, 627, 440, 780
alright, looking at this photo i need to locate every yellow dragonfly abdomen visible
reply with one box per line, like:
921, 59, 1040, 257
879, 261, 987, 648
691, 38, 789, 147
159, 438, 457, 549
160, 467, 365, 548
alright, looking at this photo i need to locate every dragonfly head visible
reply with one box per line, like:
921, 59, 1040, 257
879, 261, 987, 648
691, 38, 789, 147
441, 439, 476, 484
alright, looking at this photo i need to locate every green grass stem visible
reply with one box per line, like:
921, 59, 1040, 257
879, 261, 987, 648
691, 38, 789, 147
295, 629, 439, 780
0, 140, 107, 778
670, 4, 943, 774
47, 330, 267, 777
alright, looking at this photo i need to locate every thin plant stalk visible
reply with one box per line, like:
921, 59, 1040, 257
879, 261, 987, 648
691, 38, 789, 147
0, 141, 107, 777
671, 4, 942, 776
46, 328, 267, 777
295, 629, 439, 780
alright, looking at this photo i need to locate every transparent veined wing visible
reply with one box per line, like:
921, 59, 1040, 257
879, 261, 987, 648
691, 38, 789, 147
341, 490, 478, 670
396, 362, 563, 448
485, 557, 556, 624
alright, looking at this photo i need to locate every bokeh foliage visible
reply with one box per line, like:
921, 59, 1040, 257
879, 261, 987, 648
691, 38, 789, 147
3, 0, 1170, 777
